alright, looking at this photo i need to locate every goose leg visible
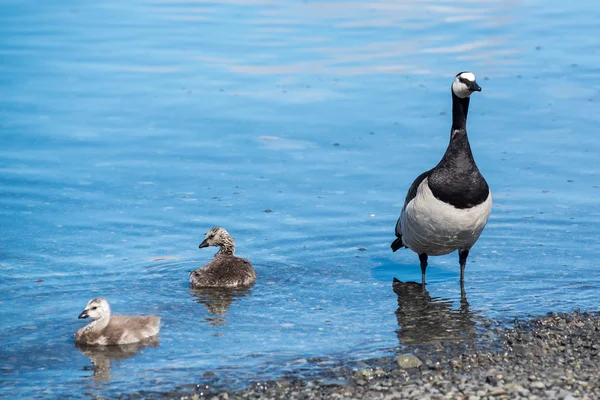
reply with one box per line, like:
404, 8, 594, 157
418, 253, 428, 286
458, 248, 470, 283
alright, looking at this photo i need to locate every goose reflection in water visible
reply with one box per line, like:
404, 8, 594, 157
393, 278, 478, 345
190, 287, 252, 326
75, 337, 159, 381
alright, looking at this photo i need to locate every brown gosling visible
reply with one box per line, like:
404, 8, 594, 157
190, 226, 256, 288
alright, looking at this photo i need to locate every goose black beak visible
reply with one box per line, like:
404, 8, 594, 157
469, 81, 482, 92
78, 311, 89, 319
199, 239, 209, 249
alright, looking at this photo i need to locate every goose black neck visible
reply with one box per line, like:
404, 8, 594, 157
451, 91, 470, 132
443, 90, 475, 164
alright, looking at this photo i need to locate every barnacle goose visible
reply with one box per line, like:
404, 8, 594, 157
391, 72, 492, 285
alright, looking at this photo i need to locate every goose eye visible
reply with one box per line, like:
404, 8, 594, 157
91, 306, 98, 310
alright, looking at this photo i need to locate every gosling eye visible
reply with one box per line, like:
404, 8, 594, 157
91, 306, 98, 310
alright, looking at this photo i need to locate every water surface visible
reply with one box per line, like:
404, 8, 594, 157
2, 0, 600, 397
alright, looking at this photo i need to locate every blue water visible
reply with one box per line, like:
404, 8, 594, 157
2, 0, 600, 397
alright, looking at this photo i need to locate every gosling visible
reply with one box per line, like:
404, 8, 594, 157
190, 226, 256, 288
74, 298, 161, 346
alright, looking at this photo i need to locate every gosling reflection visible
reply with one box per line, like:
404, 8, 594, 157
393, 278, 477, 345
75, 337, 159, 381
190, 287, 251, 322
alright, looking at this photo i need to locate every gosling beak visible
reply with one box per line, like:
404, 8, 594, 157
469, 81, 482, 92
199, 239, 209, 249
78, 310, 89, 319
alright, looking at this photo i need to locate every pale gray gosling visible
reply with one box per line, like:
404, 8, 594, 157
190, 226, 256, 288
74, 298, 160, 346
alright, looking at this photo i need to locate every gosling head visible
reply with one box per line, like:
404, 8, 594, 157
199, 226, 235, 255
78, 298, 111, 320
451, 71, 482, 99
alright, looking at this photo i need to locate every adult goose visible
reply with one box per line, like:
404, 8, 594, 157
391, 71, 492, 285
190, 227, 256, 288
74, 298, 161, 346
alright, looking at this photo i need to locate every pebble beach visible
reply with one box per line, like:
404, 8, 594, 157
148, 310, 600, 400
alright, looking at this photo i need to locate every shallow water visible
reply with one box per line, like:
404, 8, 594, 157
1, 0, 600, 397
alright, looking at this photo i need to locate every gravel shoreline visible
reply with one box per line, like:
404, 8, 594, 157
143, 309, 600, 400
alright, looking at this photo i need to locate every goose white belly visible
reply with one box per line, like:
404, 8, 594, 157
400, 178, 492, 256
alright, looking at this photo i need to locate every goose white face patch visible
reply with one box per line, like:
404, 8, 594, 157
458, 72, 475, 82
452, 72, 477, 99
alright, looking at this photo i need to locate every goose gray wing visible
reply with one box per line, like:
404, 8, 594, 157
403, 169, 432, 209
391, 169, 432, 252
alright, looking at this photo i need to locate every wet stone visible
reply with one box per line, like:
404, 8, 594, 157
530, 381, 546, 390
395, 354, 423, 369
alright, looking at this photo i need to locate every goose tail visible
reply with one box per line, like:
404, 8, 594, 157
391, 236, 405, 252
